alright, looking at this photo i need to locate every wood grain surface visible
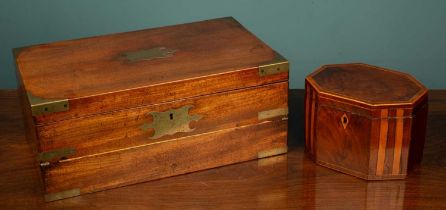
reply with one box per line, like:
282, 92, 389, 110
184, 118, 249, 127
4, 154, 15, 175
15, 17, 276, 99
308, 63, 426, 105
1, 89, 446, 209
44, 120, 287, 195
36, 82, 288, 159
15, 17, 288, 123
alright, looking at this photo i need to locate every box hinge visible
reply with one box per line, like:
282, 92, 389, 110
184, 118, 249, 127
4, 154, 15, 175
27, 92, 69, 116
258, 53, 289, 76
38, 147, 76, 165
258, 147, 288, 158
44, 188, 80, 202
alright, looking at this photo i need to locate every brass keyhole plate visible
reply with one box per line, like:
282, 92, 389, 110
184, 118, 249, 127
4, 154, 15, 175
140, 105, 202, 139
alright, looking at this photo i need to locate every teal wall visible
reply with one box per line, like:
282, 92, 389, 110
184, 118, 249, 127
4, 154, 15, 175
1, 0, 445, 89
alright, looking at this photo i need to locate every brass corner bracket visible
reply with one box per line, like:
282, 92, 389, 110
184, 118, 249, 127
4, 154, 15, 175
258, 108, 289, 120
258, 147, 288, 158
258, 53, 289, 76
27, 92, 69, 116
44, 188, 80, 202
38, 147, 76, 164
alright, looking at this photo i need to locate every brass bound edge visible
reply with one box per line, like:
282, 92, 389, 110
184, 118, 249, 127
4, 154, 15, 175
258, 53, 289, 76
27, 92, 69, 116
44, 188, 80, 202
258, 147, 288, 158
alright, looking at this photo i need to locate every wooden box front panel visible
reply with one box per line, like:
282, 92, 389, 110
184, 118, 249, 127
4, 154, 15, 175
314, 101, 372, 178
42, 120, 288, 200
305, 89, 426, 180
36, 82, 288, 160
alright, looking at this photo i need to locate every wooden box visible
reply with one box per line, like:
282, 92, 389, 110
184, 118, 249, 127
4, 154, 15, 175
305, 63, 428, 180
14, 17, 289, 201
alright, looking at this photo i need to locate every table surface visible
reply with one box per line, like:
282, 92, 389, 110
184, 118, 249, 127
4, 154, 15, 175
1, 89, 445, 209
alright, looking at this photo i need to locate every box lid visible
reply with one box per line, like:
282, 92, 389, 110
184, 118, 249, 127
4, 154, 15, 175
306, 63, 427, 108
14, 17, 288, 124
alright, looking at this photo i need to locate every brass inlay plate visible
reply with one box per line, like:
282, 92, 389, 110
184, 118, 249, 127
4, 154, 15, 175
44, 188, 80, 202
258, 147, 288, 158
120, 47, 176, 62
258, 108, 289, 120
259, 53, 289, 76
38, 147, 76, 163
27, 92, 69, 116
140, 105, 202, 139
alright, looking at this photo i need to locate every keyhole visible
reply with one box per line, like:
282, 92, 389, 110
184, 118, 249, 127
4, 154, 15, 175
341, 113, 349, 129
169, 113, 173, 120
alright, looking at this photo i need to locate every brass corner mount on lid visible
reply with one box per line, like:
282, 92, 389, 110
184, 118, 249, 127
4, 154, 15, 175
258, 53, 289, 76
27, 92, 69, 116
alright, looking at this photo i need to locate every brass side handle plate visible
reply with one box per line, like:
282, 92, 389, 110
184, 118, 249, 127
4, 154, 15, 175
140, 105, 202, 139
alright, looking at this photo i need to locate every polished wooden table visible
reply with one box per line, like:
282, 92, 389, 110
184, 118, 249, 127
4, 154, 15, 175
1, 90, 445, 209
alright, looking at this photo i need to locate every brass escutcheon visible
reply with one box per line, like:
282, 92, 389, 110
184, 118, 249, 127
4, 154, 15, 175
140, 105, 202, 139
